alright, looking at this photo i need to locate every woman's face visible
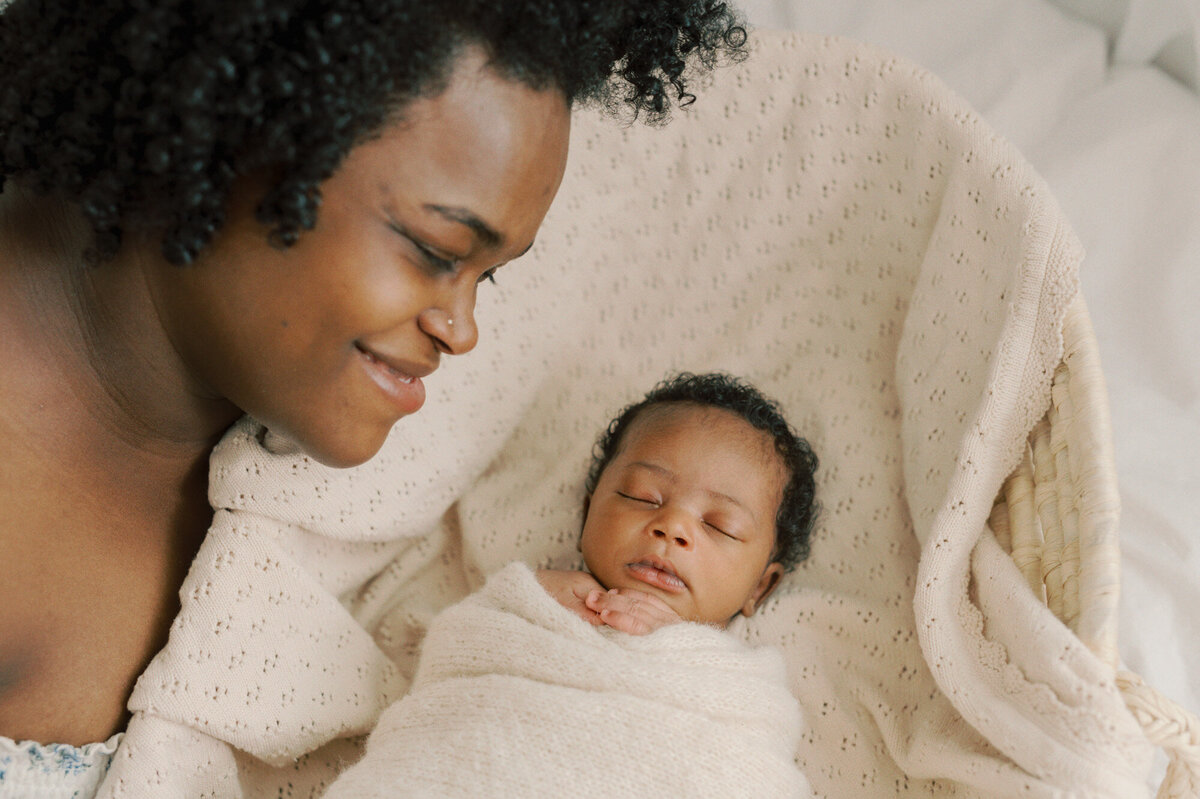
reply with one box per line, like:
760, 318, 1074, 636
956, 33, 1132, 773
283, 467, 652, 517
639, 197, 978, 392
144, 48, 571, 467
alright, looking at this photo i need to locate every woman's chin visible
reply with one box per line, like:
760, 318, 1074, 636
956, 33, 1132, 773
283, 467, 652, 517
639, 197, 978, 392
268, 421, 393, 470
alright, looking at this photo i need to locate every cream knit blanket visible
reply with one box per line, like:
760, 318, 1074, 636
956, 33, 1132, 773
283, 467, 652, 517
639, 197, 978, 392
96, 31, 1153, 798
323, 562, 810, 798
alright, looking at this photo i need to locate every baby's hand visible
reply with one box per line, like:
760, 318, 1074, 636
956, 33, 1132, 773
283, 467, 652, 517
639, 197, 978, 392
535, 569, 606, 626
585, 587, 682, 635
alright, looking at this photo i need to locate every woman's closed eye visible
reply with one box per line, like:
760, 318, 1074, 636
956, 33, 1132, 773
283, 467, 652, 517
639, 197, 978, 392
410, 238, 461, 274
387, 219, 465, 275
412, 235, 500, 284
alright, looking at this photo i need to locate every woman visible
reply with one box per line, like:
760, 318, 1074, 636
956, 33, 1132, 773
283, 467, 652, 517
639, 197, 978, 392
0, 0, 747, 794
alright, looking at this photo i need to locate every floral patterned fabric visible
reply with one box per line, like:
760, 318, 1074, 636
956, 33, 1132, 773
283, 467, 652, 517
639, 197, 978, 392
0, 734, 121, 798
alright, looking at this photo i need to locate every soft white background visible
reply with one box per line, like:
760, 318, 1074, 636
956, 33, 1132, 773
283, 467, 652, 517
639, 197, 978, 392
738, 0, 1200, 728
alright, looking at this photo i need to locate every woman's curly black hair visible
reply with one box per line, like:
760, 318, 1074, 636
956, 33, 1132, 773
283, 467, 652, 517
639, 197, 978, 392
585, 372, 820, 571
0, 0, 747, 265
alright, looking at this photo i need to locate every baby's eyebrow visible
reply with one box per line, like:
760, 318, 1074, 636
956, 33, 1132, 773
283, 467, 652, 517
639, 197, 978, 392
626, 461, 756, 524
627, 460, 671, 477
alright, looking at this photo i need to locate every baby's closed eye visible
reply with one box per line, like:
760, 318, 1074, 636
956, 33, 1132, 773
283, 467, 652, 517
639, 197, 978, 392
617, 491, 660, 506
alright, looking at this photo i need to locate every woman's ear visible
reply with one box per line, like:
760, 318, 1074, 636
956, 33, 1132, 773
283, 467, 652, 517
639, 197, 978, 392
740, 562, 784, 618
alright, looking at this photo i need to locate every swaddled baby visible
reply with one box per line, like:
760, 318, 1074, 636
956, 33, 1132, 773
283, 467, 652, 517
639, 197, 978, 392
327, 373, 818, 798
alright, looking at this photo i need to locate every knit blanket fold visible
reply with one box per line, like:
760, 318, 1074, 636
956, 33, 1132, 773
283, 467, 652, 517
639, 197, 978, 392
323, 562, 812, 799
95, 30, 1155, 798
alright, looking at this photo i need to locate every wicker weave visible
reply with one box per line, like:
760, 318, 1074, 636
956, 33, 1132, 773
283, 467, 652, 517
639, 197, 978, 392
992, 296, 1200, 798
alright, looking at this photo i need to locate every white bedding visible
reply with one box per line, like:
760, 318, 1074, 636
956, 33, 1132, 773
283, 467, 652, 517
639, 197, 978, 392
740, 0, 1200, 754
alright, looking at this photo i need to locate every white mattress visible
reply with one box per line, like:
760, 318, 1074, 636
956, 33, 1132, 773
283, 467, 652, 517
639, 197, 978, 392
739, 0, 1200, 737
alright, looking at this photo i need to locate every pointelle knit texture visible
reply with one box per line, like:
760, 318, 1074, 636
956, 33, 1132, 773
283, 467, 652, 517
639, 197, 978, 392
96, 31, 1152, 798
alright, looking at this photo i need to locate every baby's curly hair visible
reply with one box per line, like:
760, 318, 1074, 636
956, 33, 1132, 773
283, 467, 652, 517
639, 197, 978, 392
0, 0, 747, 265
585, 372, 820, 571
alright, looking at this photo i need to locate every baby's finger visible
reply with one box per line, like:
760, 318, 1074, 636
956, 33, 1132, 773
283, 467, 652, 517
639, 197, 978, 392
597, 606, 655, 636
566, 590, 603, 625
567, 600, 605, 626
590, 588, 678, 622
536, 569, 606, 626
593, 590, 681, 634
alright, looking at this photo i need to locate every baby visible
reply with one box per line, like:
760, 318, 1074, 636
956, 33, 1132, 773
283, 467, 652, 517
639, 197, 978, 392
539, 370, 817, 635
327, 373, 818, 798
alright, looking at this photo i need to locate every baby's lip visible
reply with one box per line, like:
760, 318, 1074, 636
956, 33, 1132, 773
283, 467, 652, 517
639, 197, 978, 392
626, 556, 686, 593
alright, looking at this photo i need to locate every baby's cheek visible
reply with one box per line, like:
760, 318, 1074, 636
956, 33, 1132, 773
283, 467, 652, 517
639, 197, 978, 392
674, 597, 704, 624
583, 559, 616, 593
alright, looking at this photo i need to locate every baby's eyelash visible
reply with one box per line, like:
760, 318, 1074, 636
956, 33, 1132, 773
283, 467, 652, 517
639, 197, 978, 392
705, 521, 738, 540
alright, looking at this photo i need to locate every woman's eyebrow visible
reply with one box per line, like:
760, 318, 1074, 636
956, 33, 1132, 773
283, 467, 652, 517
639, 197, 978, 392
424, 203, 501, 248
423, 203, 536, 258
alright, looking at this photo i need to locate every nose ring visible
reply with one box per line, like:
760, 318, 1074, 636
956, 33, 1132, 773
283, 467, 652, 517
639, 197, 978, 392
447, 317, 454, 327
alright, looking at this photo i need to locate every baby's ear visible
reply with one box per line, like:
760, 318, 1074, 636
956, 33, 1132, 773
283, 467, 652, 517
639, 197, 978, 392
741, 562, 784, 618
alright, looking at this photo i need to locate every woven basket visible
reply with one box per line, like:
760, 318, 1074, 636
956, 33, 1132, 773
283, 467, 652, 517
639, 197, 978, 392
989, 296, 1200, 798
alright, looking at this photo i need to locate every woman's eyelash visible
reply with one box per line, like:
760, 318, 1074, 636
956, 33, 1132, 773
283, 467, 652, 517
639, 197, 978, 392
390, 222, 498, 284
413, 241, 458, 273
415, 240, 498, 284
388, 221, 459, 273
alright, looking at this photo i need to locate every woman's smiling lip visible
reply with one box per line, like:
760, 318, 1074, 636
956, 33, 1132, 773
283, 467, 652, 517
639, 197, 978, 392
626, 556, 686, 593
355, 343, 431, 415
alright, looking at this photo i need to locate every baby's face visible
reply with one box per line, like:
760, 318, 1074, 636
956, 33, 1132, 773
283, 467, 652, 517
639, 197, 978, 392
581, 404, 786, 626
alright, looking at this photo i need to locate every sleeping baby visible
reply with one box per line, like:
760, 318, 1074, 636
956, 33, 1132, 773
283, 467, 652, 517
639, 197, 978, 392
326, 372, 818, 798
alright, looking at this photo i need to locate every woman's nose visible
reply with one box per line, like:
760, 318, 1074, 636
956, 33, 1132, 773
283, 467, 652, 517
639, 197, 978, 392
419, 294, 479, 356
